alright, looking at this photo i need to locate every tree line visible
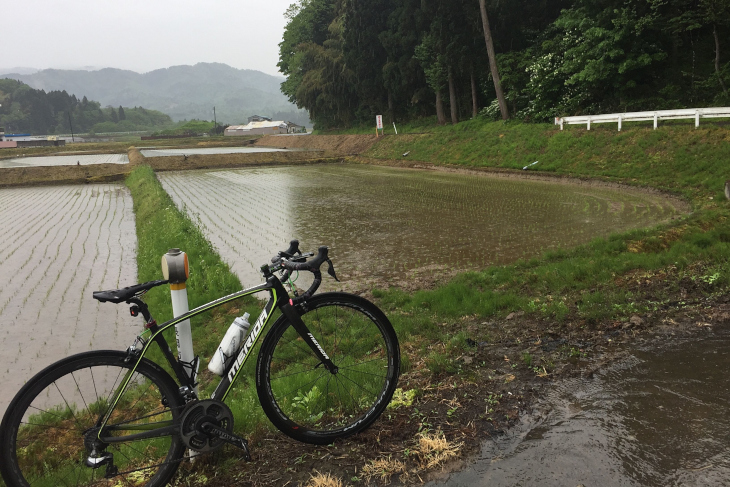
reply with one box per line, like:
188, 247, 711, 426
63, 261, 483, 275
0, 79, 172, 134
279, 0, 730, 128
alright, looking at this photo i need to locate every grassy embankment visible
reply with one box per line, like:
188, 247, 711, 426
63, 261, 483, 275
0, 135, 260, 160
353, 120, 730, 369
129, 119, 730, 406
123, 121, 730, 484
125, 166, 277, 437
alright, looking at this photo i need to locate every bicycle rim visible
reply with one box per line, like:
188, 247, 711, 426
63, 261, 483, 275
257, 293, 399, 444
0, 351, 184, 487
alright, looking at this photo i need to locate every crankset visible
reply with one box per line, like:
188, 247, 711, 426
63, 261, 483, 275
179, 399, 251, 460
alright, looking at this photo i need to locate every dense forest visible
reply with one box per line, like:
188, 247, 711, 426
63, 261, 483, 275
0, 79, 172, 134
279, 0, 730, 128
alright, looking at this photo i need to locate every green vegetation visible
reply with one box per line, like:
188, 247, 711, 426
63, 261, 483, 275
125, 166, 308, 438
0, 79, 172, 135
367, 120, 730, 199
281, 0, 729, 128
151, 119, 222, 137
356, 121, 730, 378
6, 63, 310, 125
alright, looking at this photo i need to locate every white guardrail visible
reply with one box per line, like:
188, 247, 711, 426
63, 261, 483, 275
555, 107, 730, 131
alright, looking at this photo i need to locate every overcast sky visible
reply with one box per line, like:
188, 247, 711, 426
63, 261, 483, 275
2, 0, 293, 76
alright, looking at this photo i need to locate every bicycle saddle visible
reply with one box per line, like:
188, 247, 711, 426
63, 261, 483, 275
93, 279, 169, 304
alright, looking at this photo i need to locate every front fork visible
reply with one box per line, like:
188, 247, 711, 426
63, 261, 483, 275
268, 274, 339, 373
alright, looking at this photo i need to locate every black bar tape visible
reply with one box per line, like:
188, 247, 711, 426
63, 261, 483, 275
281, 246, 329, 303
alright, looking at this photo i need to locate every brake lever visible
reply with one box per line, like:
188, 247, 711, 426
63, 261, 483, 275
326, 259, 339, 282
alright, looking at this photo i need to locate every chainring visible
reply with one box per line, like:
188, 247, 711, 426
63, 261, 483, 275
179, 399, 234, 452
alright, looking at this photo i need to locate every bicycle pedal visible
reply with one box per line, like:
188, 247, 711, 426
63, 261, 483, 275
202, 422, 252, 461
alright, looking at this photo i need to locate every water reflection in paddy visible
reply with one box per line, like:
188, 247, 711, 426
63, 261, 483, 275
158, 164, 685, 290
0, 153, 129, 168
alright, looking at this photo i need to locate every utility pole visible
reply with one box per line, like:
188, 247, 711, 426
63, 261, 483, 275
213, 107, 217, 135
68, 112, 75, 143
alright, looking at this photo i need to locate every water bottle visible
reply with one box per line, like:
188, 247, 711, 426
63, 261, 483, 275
208, 312, 250, 376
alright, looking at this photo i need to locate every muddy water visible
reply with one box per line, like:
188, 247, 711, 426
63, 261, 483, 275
0, 184, 138, 415
0, 153, 129, 168
435, 327, 730, 486
158, 164, 685, 291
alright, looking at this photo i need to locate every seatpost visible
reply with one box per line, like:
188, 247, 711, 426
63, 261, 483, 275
162, 248, 198, 393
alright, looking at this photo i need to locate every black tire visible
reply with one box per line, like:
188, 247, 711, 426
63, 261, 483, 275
0, 351, 185, 487
256, 293, 400, 444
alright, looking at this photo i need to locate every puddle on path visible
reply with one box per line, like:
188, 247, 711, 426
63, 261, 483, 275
0, 153, 129, 168
140, 147, 290, 157
434, 327, 730, 486
0, 184, 138, 415
158, 164, 685, 292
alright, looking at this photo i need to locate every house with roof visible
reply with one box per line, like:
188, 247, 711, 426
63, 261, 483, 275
224, 120, 289, 136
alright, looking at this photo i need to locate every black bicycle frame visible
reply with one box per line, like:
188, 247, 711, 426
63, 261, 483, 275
98, 271, 335, 441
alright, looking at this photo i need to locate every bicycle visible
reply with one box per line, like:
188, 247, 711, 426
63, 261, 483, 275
0, 241, 400, 487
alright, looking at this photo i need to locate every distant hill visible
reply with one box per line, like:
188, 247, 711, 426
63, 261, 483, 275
0, 63, 310, 126
0, 79, 172, 135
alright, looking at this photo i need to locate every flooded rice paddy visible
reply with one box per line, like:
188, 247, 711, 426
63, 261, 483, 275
158, 164, 685, 291
0, 153, 129, 168
140, 147, 290, 157
0, 184, 137, 415
435, 326, 730, 486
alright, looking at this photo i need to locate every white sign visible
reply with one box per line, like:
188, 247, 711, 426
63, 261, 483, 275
376, 115, 383, 129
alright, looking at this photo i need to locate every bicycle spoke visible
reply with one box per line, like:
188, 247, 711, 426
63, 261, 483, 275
336, 371, 380, 398
90, 367, 99, 405
274, 370, 329, 401
5, 353, 184, 487
53, 381, 83, 431
71, 371, 92, 421
270, 367, 322, 381
333, 374, 360, 418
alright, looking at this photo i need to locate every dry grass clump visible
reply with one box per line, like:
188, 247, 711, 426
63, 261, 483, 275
304, 470, 346, 487
361, 431, 462, 484
415, 431, 463, 470
362, 456, 407, 483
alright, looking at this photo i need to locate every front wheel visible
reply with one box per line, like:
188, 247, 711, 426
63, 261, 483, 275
0, 351, 185, 487
256, 293, 400, 444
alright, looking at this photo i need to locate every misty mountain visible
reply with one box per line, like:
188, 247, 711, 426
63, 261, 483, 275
0, 67, 39, 75
0, 63, 309, 126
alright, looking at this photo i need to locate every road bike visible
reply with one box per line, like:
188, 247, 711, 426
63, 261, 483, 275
0, 241, 400, 487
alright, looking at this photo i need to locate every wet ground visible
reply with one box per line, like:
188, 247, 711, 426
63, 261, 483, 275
433, 325, 730, 486
0, 184, 138, 416
140, 147, 290, 157
0, 153, 128, 168
158, 163, 685, 293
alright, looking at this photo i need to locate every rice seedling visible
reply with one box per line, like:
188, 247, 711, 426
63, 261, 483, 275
0, 183, 137, 415
156, 164, 677, 298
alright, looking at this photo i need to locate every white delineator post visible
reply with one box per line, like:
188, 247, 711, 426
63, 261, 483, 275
161, 248, 197, 391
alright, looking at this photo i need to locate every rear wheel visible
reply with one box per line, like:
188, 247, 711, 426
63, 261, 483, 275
256, 293, 400, 444
0, 351, 185, 487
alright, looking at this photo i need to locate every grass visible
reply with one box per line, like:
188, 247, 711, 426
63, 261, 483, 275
10, 120, 727, 485
364, 119, 730, 200
351, 120, 730, 347
125, 165, 273, 435
125, 166, 391, 440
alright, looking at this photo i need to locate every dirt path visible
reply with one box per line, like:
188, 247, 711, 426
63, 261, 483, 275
255, 134, 381, 155
0, 147, 343, 188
